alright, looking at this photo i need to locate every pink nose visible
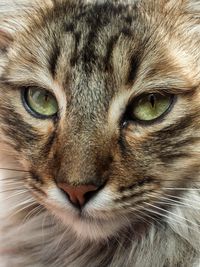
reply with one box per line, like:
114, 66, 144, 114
57, 183, 99, 208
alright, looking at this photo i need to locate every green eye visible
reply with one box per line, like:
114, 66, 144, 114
131, 93, 173, 122
23, 87, 58, 118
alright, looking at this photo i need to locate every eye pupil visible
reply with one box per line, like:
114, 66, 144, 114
149, 94, 156, 108
44, 94, 49, 102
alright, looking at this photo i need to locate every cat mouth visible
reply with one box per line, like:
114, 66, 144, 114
29, 184, 127, 240
44, 199, 122, 240
29, 183, 153, 240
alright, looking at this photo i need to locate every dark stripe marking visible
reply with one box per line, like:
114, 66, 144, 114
49, 43, 61, 77
119, 177, 156, 193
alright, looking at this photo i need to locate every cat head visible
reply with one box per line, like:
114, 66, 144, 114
0, 0, 200, 240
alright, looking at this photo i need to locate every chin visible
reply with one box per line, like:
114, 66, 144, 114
61, 213, 126, 241
49, 203, 128, 241
37, 186, 129, 241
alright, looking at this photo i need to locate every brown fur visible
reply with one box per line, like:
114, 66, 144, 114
0, 1, 200, 266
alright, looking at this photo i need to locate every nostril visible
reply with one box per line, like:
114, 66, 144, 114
84, 190, 97, 203
57, 183, 100, 209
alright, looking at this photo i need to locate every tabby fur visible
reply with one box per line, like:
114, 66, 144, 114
0, 0, 200, 266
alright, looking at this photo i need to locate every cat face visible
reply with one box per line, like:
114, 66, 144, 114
0, 0, 200, 240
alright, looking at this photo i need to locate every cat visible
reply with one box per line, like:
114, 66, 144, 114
0, 0, 200, 266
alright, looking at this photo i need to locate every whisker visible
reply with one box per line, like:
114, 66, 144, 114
164, 188, 200, 190
133, 210, 152, 225
142, 206, 200, 235
41, 212, 51, 245
3, 190, 28, 200
55, 228, 68, 251
153, 200, 200, 211
148, 193, 200, 210
0, 184, 24, 189
7, 201, 36, 220
12, 198, 35, 210
31, 206, 45, 219
0, 180, 24, 185
22, 205, 44, 224
0, 188, 27, 194
154, 179, 200, 183
144, 202, 200, 228
161, 195, 200, 207
0, 167, 29, 173
113, 215, 135, 245
12, 199, 35, 209
0, 177, 24, 181
132, 204, 163, 228
0, 176, 26, 180
165, 193, 200, 206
